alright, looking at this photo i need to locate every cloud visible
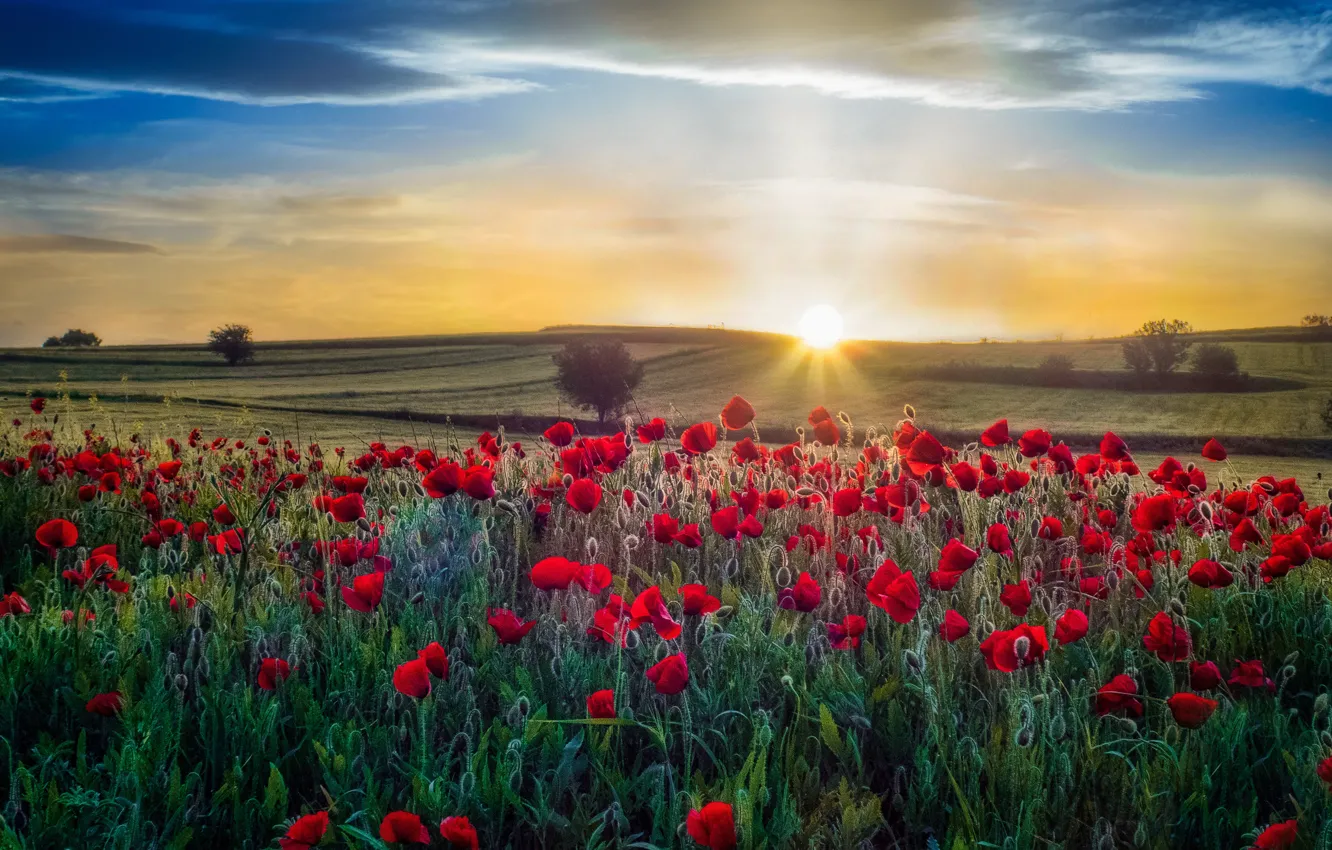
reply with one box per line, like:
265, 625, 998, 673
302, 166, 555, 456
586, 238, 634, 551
3, 1, 1329, 109
0, 234, 163, 254
0, 2, 533, 105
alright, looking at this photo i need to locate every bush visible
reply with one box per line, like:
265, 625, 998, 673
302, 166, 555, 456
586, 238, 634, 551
1037, 354, 1075, 375
552, 338, 643, 422
1192, 343, 1240, 376
208, 324, 256, 366
41, 329, 102, 348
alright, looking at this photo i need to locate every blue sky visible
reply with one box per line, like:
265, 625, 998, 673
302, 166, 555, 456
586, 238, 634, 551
2, 0, 1331, 345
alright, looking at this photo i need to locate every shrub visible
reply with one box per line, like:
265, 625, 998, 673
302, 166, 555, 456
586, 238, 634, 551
1037, 354, 1075, 375
41, 328, 102, 348
208, 324, 256, 366
1192, 343, 1240, 376
552, 338, 643, 422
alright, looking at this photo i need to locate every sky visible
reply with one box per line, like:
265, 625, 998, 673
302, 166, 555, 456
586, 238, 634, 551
1, 0, 1332, 346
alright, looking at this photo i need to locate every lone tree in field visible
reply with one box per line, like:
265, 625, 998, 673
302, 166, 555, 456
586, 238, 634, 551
1122, 319, 1193, 378
552, 338, 644, 423
1191, 343, 1240, 377
208, 324, 256, 366
42, 329, 102, 348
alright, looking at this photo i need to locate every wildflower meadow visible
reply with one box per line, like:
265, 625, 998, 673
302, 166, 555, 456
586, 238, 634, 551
2, 394, 1331, 849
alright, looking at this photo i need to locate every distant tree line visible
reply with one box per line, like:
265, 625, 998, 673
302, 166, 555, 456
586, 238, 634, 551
41, 329, 101, 348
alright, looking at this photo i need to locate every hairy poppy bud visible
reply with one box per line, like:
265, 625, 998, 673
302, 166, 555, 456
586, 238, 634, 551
1013, 636, 1030, 662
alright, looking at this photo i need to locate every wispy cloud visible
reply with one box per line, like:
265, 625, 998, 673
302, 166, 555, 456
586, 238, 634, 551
0, 234, 162, 254
2, 1, 1329, 109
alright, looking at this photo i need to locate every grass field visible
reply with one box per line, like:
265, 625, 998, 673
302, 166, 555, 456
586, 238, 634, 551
4, 324, 1331, 452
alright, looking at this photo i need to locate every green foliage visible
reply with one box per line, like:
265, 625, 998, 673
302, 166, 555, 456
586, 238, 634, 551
208, 324, 256, 366
1192, 343, 1240, 376
552, 339, 644, 422
0, 401, 1331, 848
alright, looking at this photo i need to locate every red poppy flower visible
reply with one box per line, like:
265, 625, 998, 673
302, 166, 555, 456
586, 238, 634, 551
679, 584, 721, 616
328, 493, 366, 523
1201, 438, 1227, 461
35, 518, 78, 551
488, 608, 537, 644
461, 465, 495, 500
530, 556, 579, 590
939, 610, 970, 642
341, 571, 385, 612
422, 462, 462, 498
29, 397, 45, 414
379, 811, 431, 844
646, 653, 689, 695
1317, 756, 1332, 787
280, 811, 329, 850
637, 417, 667, 443
1188, 558, 1234, 589
439, 816, 479, 850
566, 477, 603, 513
1189, 660, 1221, 690
671, 524, 702, 548
680, 422, 718, 455
831, 487, 863, 517
1253, 820, 1297, 850
258, 657, 291, 691
1131, 494, 1176, 533
393, 657, 432, 699
1054, 608, 1088, 643
720, 396, 755, 431
1000, 580, 1032, 616
828, 614, 867, 649
779, 572, 822, 612
1229, 659, 1274, 691
1166, 693, 1218, 728
1017, 429, 1051, 457
1097, 431, 1130, 461
686, 801, 736, 850
865, 560, 919, 623
418, 642, 449, 679
630, 586, 683, 640
586, 689, 616, 719
85, 692, 124, 716
950, 461, 979, 492
811, 417, 840, 445
979, 623, 1048, 672
1094, 674, 1143, 717
544, 421, 576, 447
938, 538, 979, 574
1142, 612, 1191, 662
986, 523, 1013, 557
0, 592, 30, 618
710, 506, 740, 540
981, 419, 1010, 447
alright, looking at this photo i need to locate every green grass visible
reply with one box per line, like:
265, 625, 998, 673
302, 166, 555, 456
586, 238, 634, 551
4, 325, 1331, 448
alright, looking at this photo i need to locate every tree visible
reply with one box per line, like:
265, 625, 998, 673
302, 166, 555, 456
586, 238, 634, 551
1323, 397, 1332, 434
1121, 338, 1154, 379
1123, 319, 1193, 377
1191, 343, 1239, 377
41, 328, 102, 348
552, 339, 644, 423
208, 324, 256, 366
1301, 315, 1330, 327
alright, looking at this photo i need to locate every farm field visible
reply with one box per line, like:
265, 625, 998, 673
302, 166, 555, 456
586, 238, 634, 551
4, 326, 1332, 447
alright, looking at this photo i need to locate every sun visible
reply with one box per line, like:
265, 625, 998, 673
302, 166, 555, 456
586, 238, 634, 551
797, 304, 844, 349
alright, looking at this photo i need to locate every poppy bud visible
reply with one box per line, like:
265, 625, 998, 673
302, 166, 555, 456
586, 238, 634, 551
903, 650, 924, 676
561, 473, 574, 489
1013, 636, 1030, 662
1168, 599, 1187, 617
585, 538, 598, 560
1016, 726, 1034, 748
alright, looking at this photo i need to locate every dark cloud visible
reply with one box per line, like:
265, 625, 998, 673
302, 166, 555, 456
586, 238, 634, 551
0, 1, 520, 104
0, 234, 163, 254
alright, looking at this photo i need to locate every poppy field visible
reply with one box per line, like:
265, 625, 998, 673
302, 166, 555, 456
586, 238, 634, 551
2, 394, 1332, 849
